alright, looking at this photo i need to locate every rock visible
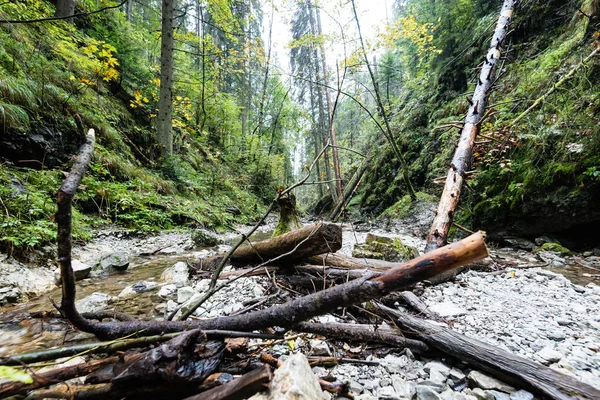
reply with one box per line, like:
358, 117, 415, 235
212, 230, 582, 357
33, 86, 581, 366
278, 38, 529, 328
467, 371, 515, 393
537, 347, 562, 364
166, 300, 178, 313
417, 385, 442, 400
99, 252, 130, 271
309, 339, 331, 356
378, 386, 399, 399
392, 379, 416, 399
502, 237, 536, 251
160, 261, 189, 287
177, 286, 195, 304
352, 234, 419, 262
55, 260, 92, 283
349, 380, 364, 395
0, 286, 22, 304
259, 353, 328, 399
547, 330, 566, 341
488, 390, 510, 400
419, 380, 446, 393
536, 242, 571, 256
191, 230, 221, 247
470, 388, 494, 400
158, 284, 177, 299
75, 292, 111, 313
429, 302, 468, 318
424, 361, 451, 378
118, 281, 158, 297
509, 390, 534, 400
448, 368, 466, 382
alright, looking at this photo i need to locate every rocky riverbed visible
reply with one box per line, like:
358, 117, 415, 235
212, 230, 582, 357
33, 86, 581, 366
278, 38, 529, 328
1, 221, 599, 399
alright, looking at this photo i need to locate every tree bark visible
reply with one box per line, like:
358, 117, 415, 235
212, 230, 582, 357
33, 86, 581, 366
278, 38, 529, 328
183, 365, 273, 400
230, 223, 342, 266
295, 322, 429, 353
425, 0, 515, 254
156, 0, 175, 157
329, 158, 370, 220
378, 304, 600, 400
55, 0, 75, 23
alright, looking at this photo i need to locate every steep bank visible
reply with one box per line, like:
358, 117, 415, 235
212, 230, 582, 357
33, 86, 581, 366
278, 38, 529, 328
0, 2, 287, 258
356, 0, 600, 246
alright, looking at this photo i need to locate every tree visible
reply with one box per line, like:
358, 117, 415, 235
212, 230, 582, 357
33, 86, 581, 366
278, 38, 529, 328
55, 0, 75, 23
157, 0, 175, 158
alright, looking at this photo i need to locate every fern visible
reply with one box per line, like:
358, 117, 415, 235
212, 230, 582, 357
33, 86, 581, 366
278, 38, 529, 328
0, 101, 30, 131
0, 76, 36, 106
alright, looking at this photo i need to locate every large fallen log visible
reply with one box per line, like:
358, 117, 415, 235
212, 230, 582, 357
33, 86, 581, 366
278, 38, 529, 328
230, 222, 342, 266
307, 252, 492, 273
378, 304, 600, 400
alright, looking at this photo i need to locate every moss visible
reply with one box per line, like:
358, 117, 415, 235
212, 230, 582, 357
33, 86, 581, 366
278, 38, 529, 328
536, 242, 572, 256
381, 192, 437, 219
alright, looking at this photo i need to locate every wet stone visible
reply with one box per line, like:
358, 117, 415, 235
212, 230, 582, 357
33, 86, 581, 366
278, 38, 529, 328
99, 252, 130, 271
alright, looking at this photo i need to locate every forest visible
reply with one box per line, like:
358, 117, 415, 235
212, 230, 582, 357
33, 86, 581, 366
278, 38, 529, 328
0, 0, 599, 399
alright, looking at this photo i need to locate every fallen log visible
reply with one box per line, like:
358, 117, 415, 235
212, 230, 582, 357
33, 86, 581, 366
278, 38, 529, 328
0, 356, 121, 398
308, 251, 493, 274
230, 222, 342, 266
307, 253, 397, 271
0, 330, 279, 366
377, 304, 600, 400
183, 365, 273, 400
295, 322, 429, 353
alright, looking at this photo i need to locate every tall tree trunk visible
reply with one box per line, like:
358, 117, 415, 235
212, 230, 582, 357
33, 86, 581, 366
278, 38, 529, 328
55, 0, 75, 23
126, 0, 133, 22
350, 0, 415, 200
425, 0, 515, 254
315, 2, 343, 198
157, 0, 175, 158
308, 0, 336, 202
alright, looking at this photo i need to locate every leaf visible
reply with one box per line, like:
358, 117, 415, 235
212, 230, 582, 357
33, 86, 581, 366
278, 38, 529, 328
287, 339, 295, 351
0, 366, 33, 384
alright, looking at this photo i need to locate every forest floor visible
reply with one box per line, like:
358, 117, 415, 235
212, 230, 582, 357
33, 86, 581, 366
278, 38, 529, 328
0, 218, 599, 399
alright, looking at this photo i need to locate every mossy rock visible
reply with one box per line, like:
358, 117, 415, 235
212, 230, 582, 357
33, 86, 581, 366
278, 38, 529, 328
191, 230, 221, 247
536, 242, 572, 256
353, 234, 419, 262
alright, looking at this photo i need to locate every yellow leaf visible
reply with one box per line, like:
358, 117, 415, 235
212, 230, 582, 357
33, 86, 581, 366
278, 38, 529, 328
287, 339, 295, 351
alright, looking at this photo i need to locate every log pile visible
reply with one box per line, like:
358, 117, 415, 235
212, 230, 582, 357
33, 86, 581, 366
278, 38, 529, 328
1, 130, 598, 400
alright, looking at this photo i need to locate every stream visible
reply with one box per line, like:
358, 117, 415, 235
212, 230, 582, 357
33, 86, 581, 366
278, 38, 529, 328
0, 220, 599, 396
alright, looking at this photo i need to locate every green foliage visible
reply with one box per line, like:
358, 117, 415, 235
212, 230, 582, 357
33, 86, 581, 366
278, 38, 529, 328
0, 366, 33, 384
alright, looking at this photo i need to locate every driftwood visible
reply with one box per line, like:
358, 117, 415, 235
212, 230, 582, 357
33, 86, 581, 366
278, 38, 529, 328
307, 253, 397, 271
378, 304, 600, 400
230, 222, 342, 266
183, 365, 272, 400
295, 322, 429, 353
0, 330, 278, 367
0, 356, 121, 398
425, 0, 515, 256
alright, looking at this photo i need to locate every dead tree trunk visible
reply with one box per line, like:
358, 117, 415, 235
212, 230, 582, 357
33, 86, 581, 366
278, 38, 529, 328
378, 304, 600, 400
329, 158, 369, 220
425, 0, 515, 254
230, 223, 342, 266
